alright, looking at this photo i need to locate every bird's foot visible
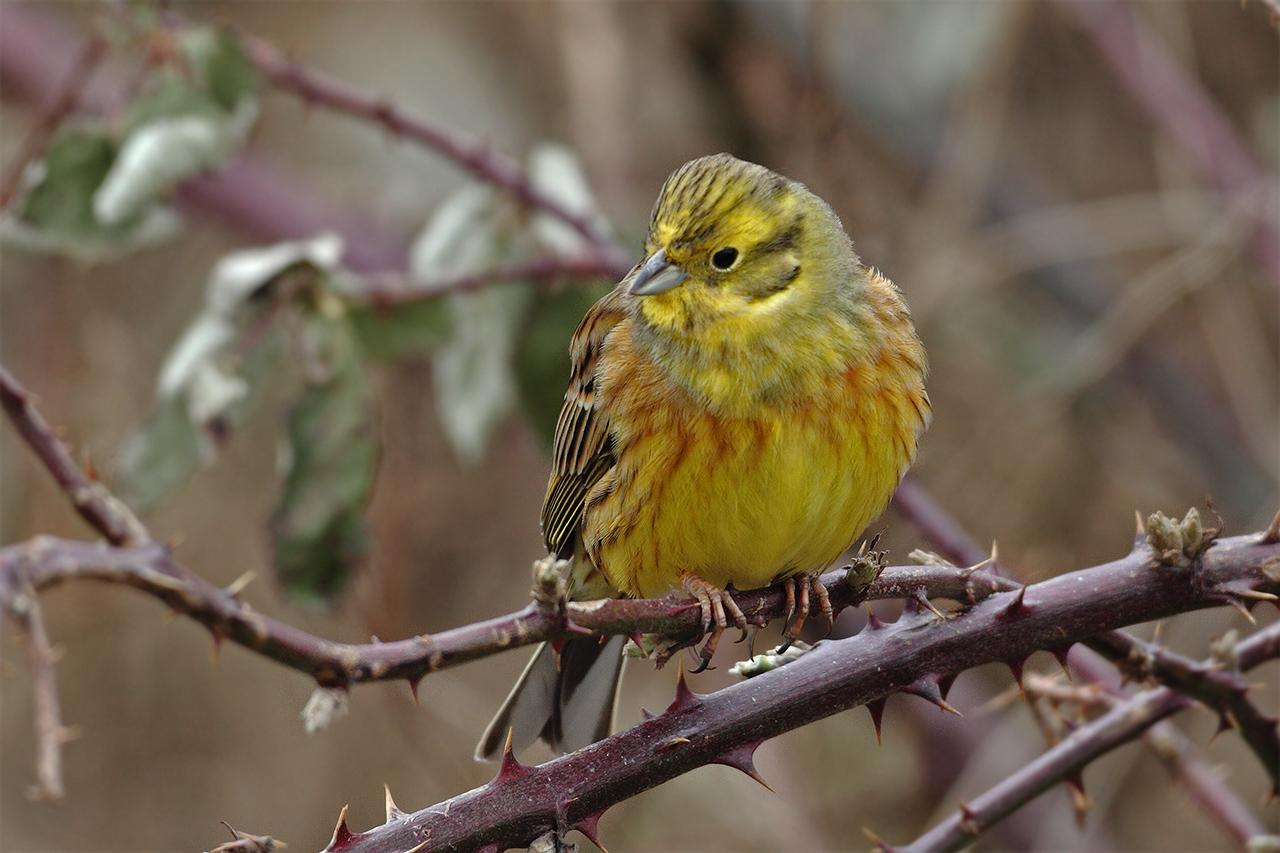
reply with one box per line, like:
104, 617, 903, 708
779, 575, 834, 652
682, 573, 748, 673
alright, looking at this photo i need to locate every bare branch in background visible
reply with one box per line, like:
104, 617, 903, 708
1089, 628, 1280, 792
1057, 0, 1280, 287
894, 477, 1277, 845
902, 622, 1280, 852
9, 584, 72, 802
233, 30, 632, 278
340, 254, 622, 306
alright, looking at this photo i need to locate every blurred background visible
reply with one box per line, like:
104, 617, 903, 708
1, 1, 1277, 850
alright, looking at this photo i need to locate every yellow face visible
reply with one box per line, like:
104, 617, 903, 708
630, 154, 842, 340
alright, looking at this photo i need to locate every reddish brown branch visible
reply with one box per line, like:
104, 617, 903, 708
1089, 628, 1280, 792
236, 32, 632, 278
893, 478, 1274, 841
0, 32, 106, 207
0, 366, 146, 546
326, 532, 1280, 852
903, 621, 1280, 853
0, 535, 986, 690
1144, 713, 1271, 845
341, 254, 622, 305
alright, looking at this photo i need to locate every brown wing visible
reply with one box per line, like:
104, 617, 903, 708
541, 284, 629, 559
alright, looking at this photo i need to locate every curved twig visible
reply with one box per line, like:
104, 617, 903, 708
236, 31, 632, 278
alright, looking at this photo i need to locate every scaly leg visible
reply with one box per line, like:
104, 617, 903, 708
682, 573, 748, 672
811, 576, 834, 632
780, 575, 836, 652
779, 575, 810, 652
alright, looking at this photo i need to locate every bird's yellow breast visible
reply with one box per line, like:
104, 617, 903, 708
582, 315, 927, 599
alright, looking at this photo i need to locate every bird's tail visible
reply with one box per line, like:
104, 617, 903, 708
475, 635, 626, 761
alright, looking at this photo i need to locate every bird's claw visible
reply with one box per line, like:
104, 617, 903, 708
682, 574, 748, 672
779, 575, 834, 652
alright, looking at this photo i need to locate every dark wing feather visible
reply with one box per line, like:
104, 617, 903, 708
541, 285, 629, 559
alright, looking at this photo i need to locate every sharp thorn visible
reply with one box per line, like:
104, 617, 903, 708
1000, 585, 1029, 619
640, 706, 655, 722
407, 675, 422, 705
384, 784, 405, 821
1067, 773, 1091, 826
1213, 710, 1238, 739
666, 661, 702, 713
865, 606, 885, 631
496, 729, 530, 783
914, 591, 945, 619
327, 804, 353, 852
867, 698, 887, 743
938, 673, 958, 702
1261, 508, 1280, 544
959, 800, 979, 834
224, 570, 256, 598
1007, 658, 1026, 688
960, 555, 994, 577
209, 628, 224, 665
1223, 596, 1258, 625
904, 677, 963, 717
1049, 645, 1073, 678
574, 810, 610, 852
712, 741, 773, 792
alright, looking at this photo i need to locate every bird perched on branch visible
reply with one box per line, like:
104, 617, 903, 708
477, 153, 929, 760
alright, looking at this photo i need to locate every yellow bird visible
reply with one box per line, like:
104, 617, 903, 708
477, 153, 929, 759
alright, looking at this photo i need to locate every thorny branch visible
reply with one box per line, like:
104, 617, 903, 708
0, 9, 1274, 840
325, 530, 1280, 852
1015, 670, 1272, 843
0, 359, 974, 798
1088, 627, 1280, 792
894, 477, 1276, 847
901, 622, 1280, 853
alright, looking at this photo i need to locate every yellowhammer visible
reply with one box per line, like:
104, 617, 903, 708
477, 153, 929, 759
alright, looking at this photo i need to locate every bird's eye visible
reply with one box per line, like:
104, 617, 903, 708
711, 247, 739, 271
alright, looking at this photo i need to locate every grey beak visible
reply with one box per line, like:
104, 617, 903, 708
628, 248, 688, 296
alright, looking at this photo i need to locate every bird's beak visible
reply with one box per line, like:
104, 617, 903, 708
628, 248, 688, 296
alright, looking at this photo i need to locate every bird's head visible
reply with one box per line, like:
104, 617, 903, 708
628, 153, 858, 343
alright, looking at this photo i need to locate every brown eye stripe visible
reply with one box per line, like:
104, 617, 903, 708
747, 264, 800, 302
756, 218, 803, 257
